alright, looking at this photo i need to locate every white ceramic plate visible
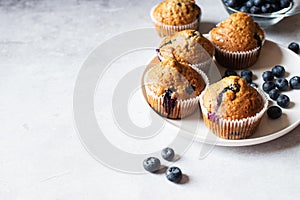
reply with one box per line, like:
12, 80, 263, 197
92, 29, 300, 147
164, 39, 300, 146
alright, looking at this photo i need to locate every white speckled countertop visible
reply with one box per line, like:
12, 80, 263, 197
1, 0, 300, 199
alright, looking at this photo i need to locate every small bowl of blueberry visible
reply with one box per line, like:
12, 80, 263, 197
221, 0, 300, 28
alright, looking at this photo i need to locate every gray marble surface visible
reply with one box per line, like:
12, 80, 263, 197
1, 0, 300, 199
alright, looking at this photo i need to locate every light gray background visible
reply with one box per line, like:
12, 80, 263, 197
1, 0, 300, 199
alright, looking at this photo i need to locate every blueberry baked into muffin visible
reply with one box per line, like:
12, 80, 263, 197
144, 58, 208, 119
210, 12, 265, 69
151, 0, 201, 37
200, 76, 268, 139
157, 30, 214, 72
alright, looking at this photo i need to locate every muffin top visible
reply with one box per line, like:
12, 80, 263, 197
153, 0, 201, 26
202, 76, 264, 120
210, 12, 265, 52
145, 58, 206, 100
158, 30, 214, 64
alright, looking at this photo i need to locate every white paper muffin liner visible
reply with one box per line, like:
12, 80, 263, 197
214, 44, 262, 69
150, 5, 201, 37
144, 67, 209, 119
199, 87, 268, 139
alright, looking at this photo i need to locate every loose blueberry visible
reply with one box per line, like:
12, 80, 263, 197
267, 106, 282, 119
289, 76, 300, 89
161, 147, 175, 161
272, 65, 285, 78
277, 94, 290, 108
268, 88, 280, 100
288, 42, 299, 54
262, 71, 274, 81
241, 75, 252, 83
143, 157, 161, 173
250, 82, 258, 88
275, 78, 289, 91
263, 81, 275, 93
224, 69, 238, 77
241, 69, 253, 77
166, 166, 182, 183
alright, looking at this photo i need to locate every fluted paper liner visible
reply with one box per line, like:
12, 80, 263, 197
214, 44, 262, 69
144, 68, 209, 119
199, 87, 268, 139
150, 5, 201, 37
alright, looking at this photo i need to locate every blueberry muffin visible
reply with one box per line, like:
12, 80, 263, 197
144, 58, 208, 119
157, 30, 214, 72
200, 76, 268, 139
210, 12, 265, 69
151, 0, 201, 37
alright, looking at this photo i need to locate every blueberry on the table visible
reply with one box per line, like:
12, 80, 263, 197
224, 69, 237, 77
288, 42, 299, 54
143, 157, 161, 173
250, 82, 258, 88
289, 76, 300, 89
277, 94, 290, 108
269, 88, 280, 100
161, 147, 175, 161
166, 166, 182, 183
275, 78, 289, 91
262, 71, 274, 81
272, 65, 285, 78
267, 106, 282, 119
263, 81, 275, 93
241, 69, 253, 77
241, 75, 252, 83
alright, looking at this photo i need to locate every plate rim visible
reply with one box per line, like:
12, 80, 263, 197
164, 39, 300, 147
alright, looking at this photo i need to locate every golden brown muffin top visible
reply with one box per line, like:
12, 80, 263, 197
210, 12, 265, 52
145, 58, 206, 100
153, 0, 201, 26
158, 30, 214, 64
202, 76, 264, 120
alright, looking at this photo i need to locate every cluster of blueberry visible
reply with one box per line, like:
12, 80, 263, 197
261, 65, 299, 118
143, 147, 183, 184
223, 0, 293, 14
224, 65, 300, 119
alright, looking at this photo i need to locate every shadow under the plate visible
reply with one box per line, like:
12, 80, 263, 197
216, 125, 300, 154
